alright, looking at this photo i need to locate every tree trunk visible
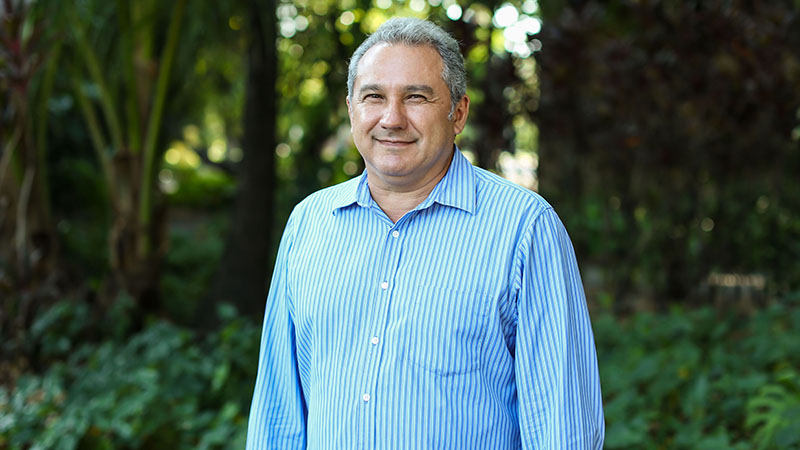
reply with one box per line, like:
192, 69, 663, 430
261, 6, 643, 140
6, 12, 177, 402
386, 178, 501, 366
205, 0, 277, 324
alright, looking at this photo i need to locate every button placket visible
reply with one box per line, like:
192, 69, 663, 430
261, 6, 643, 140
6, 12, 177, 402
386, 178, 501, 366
358, 222, 394, 446
373, 225, 400, 353
361, 221, 406, 447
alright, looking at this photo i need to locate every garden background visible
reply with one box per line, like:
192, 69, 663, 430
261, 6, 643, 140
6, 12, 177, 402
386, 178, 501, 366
2, 0, 800, 448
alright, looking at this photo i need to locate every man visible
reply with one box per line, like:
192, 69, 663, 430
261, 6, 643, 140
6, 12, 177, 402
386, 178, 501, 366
247, 17, 604, 449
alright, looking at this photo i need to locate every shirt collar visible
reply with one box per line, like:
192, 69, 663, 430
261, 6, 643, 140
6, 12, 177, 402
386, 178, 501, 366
331, 146, 476, 215
415, 146, 476, 214
329, 173, 364, 214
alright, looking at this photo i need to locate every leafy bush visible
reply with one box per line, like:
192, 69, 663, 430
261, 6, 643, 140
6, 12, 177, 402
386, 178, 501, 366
747, 368, 800, 449
4, 295, 800, 449
164, 166, 235, 209
536, 0, 800, 302
596, 296, 800, 449
161, 219, 226, 323
0, 302, 260, 450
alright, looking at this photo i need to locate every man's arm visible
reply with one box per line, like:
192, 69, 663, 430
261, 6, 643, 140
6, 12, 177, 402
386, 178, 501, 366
514, 208, 605, 449
246, 215, 307, 450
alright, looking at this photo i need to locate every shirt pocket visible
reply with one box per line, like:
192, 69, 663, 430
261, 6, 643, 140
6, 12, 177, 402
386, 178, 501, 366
401, 284, 490, 376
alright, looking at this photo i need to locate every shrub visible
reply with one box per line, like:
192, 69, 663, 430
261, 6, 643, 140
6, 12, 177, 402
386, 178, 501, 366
596, 297, 800, 448
3, 296, 800, 449
0, 302, 260, 450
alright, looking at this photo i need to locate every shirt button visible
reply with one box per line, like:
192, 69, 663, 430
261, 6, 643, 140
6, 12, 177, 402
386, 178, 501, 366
371, 336, 379, 345
362, 393, 371, 402
380, 281, 389, 290
391, 230, 399, 238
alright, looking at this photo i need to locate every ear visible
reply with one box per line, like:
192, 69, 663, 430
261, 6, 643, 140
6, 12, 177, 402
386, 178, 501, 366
346, 96, 353, 131
452, 95, 470, 135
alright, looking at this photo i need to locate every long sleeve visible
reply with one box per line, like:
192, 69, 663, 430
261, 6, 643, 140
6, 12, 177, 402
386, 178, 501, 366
246, 215, 307, 450
514, 208, 605, 449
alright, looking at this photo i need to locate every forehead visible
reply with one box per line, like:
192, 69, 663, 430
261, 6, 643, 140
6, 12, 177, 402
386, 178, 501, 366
354, 43, 445, 89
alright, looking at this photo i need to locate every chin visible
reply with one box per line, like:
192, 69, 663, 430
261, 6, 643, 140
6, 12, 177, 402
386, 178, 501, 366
375, 166, 411, 178
371, 157, 412, 175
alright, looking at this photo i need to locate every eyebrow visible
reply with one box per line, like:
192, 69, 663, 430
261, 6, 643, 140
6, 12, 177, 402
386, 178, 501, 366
357, 84, 435, 96
404, 85, 434, 95
357, 84, 382, 96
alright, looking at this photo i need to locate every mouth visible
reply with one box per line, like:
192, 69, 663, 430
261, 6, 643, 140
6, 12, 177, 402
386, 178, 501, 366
374, 138, 416, 147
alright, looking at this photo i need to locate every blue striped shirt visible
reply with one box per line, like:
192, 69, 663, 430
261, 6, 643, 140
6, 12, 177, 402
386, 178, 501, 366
246, 148, 605, 449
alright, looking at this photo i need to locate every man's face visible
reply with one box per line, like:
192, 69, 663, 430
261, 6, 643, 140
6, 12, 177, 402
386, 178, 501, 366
347, 43, 469, 190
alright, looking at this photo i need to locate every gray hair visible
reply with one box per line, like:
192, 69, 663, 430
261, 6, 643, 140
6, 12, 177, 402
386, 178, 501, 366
347, 17, 467, 117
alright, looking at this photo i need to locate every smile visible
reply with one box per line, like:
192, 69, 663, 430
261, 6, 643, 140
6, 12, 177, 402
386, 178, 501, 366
375, 138, 416, 147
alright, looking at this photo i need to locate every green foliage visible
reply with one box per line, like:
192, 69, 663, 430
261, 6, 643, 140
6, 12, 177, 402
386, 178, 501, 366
5, 296, 800, 449
536, 0, 800, 302
163, 166, 235, 209
747, 368, 800, 449
595, 297, 800, 449
0, 301, 260, 450
161, 217, 227, 323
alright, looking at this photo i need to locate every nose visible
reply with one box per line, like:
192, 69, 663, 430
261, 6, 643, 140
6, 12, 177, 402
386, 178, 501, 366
379, 99, 407, 129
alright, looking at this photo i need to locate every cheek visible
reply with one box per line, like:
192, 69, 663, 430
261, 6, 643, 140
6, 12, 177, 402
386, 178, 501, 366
352, 111, 376, 131
415, 111, 449, 133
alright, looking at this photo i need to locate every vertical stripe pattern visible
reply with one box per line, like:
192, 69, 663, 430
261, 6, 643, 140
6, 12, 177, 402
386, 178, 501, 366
246, 148, 605, 449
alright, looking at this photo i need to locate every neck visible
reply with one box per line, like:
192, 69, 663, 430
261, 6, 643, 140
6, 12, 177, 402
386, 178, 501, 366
367, 153, 454, 223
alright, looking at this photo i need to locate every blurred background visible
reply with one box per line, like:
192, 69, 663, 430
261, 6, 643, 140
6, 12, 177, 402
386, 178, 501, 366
1, 0, 799, 448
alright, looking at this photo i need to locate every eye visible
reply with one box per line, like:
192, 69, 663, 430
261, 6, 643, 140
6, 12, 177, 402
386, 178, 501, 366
407, 94, 427, 101
363, 93, 383, 101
